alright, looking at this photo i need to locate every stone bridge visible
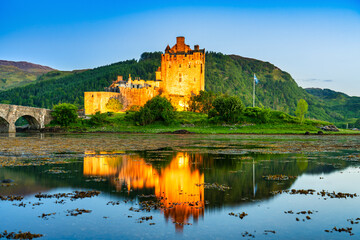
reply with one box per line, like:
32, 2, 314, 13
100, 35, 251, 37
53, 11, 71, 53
0, 104, 53, 133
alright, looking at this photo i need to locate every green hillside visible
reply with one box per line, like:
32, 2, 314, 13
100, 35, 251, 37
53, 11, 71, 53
0, 60, 56, 90
305, 88, 360, 126
0, 52, 357, 123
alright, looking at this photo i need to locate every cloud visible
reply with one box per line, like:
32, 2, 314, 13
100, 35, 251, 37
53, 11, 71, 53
301, 78, 333, 83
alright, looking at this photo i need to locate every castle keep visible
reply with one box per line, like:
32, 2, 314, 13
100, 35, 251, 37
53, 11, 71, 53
84, 37, 205, 114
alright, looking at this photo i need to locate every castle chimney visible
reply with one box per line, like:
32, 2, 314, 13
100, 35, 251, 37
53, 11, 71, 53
194, 45, 199, 50
176, 36, 185, 45
176, 36, 185, 52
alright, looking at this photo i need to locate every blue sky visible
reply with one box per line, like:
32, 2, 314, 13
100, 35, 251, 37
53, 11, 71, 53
1, 0, 359, 96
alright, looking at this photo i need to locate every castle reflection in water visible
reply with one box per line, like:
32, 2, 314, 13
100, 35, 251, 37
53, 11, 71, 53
83, 152, 205, 231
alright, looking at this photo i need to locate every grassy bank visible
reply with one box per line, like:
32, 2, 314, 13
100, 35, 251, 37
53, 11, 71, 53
53, 111, 359, 135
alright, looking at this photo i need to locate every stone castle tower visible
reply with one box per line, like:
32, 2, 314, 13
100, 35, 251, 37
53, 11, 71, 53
156, 36, 205, 98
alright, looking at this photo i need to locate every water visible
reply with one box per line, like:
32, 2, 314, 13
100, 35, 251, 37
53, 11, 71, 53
0, 134, 360, 239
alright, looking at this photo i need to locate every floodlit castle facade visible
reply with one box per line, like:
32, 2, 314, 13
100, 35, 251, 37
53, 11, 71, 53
84, 37, 205, 115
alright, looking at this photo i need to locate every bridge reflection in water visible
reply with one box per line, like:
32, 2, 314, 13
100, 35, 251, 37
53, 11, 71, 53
83, 152, 204, 231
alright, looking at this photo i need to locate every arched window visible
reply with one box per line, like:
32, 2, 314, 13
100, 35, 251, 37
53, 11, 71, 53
179, 73, 182, 82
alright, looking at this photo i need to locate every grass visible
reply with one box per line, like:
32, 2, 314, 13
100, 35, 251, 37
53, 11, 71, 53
57, 111, 360, 135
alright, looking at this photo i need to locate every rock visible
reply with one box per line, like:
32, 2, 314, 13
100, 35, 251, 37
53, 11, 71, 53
317, 131, 324, 135
1, 179, 14, 183
320, 125, 339, 132
171, 129, 194, 134
352, 128, 359, 131
304, 131, 310, 135
158, 129, 194, 134
40, 126, 66, 133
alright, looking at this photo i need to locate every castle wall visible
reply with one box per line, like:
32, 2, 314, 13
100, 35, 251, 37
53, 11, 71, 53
84, 88, 160, 115
84, 92, 121, 115
118, 87, 159, 108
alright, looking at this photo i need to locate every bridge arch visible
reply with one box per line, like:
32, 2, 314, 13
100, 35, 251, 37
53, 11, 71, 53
15, 115, 41, 131
0, 104, 53, 133
0, 116, 10, 133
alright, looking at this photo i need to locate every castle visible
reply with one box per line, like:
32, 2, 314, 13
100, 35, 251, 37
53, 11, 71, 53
84, 37, 205, 115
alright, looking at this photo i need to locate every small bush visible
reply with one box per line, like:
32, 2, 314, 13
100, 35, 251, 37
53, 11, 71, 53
134, 96, 175, 125
354, 118, 360, 128
89, 111, 109, 126
106, 98, 123, 112
188, 90, 218, 114
244, 107, 271, 123
51, 103, 78, 126
126, 105, 141, 113
209, 95, 245, 123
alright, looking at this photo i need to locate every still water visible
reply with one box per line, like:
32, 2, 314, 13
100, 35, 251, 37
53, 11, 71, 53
0, 134, 360, 239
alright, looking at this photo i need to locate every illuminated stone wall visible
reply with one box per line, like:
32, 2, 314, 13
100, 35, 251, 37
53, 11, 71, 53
84, 87, 159, 115
84, 92, 121, 115
118, 87, 159, 109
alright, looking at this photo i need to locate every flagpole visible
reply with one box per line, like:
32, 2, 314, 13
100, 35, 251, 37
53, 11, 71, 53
253, 159, 255, 197
253, 74, 255, 107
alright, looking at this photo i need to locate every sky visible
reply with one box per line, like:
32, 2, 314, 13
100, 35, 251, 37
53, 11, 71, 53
1, 0, 359, 96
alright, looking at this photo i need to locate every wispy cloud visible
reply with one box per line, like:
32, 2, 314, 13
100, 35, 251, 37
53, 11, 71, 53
301, 78, 333, 83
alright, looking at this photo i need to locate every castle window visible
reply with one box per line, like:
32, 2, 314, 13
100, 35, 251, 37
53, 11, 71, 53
189, 64, 191, 68
179, 64, 181, 68
194, 77, 196, 82
179, 73, 182, 82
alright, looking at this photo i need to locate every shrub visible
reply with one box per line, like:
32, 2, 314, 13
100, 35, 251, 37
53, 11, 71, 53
88, 111, 110, 126
106, 97, 123, 112
134, 96, 175, 125
354, 118, 360, 128
209, 95, 245, 123
126, 105, 141, 113
51, 103, 78, 126
188, 90, 218, 114
244, 107, 271, 123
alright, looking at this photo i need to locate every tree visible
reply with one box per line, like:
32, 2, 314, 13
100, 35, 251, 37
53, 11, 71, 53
106, 97, 123, 112
209, 95, 245, 123
354, 118, 360, 128
188, 90, 218, 114
134, 96, 175, 125
295, 99, 308, 124
51, 103, 78, 126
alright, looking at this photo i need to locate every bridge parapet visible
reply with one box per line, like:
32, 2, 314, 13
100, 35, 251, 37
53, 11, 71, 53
0, 104, 53, 133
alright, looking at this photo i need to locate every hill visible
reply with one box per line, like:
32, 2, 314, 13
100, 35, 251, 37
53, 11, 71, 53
0, 60, 56, 90
0, 52, 356, 123
305, 88, 360, 126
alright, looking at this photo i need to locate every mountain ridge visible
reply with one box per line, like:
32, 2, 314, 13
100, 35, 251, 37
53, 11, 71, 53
0, 60, 57, 91
0, 60, 56, 73
0, 52, 357, 124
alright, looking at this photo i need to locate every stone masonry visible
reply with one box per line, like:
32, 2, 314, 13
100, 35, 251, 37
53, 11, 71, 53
0, 104, 52, 133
